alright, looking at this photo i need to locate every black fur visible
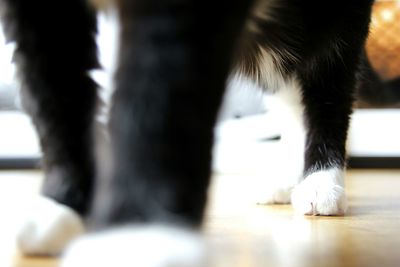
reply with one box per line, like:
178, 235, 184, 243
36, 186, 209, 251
1, 0, 372, 229
0, 0, 99, 215
237, 1, 373, 173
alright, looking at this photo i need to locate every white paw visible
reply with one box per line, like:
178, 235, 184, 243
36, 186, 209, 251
61, 225, 208, 267
256, 184, 293, 204
17, 196, 85, 256
253, 166, 300, 205
291, 168, 347, 215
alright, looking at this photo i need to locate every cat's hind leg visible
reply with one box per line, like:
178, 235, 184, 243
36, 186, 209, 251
290, 57, 353, 216
255, 74, 306, 205
291, 3, 372, 215
1, 0, 99, 255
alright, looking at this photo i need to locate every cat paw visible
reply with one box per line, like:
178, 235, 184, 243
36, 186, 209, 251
291, 169, 347, 215
61, 225, 207, 267
256, 184, 293, 204
17, 196, 85, 256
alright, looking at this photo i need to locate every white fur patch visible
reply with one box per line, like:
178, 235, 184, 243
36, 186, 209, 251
256, 183, 293, 204
291, 168, 347, 215
61, 225, 207, 267
17, 196, 85, 256
257, 76, 306, 204
257, 48, 287, 92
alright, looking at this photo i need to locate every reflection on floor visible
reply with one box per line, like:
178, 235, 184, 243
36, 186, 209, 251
0, 169, 399, 267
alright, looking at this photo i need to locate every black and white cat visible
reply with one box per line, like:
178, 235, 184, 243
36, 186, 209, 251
0, 0, 373, 266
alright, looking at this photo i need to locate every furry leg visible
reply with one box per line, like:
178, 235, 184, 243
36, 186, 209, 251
63, 0, 254, 265
1, 0, 99, 254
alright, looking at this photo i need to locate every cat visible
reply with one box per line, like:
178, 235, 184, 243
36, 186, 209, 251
0, 0, 373, 266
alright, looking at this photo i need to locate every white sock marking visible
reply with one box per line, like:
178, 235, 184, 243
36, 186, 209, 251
17, 196, 85, 256
291, 168, 347, 215
61, 225, 207, 267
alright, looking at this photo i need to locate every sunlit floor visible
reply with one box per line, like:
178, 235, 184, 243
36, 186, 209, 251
0, 169, 400, 267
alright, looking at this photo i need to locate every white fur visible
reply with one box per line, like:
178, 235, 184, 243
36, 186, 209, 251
291, 168, 347, 215
61, 225, 207, 267
256, 183, 294, 204
17, 196, 85, 256
257, 48, 288, 92
257, 75, 306, 204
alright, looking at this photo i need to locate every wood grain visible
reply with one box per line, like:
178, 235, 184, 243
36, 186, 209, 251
1, 169, 399, 267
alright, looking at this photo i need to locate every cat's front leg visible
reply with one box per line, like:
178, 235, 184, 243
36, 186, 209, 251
1, 0, 99, 255
61, 0, 254, 266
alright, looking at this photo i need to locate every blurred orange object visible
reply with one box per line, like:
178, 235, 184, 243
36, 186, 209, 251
366, 0, 400, 80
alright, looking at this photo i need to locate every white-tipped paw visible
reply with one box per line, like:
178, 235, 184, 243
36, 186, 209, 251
291, 169, 347, 215
61, 225, 207, 267
256, 184, 293, 204
17, 196, 85, 256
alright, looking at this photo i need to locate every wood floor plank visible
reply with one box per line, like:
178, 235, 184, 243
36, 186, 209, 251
1, 169, 399, 267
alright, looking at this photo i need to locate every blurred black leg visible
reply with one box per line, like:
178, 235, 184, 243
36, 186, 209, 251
1, 0, 99, 215
92, 0, 254, 227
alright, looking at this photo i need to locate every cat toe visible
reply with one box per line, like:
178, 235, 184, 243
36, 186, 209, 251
291, 169, 347, 216
17, 196, 85, 256
61, 225, 208, 267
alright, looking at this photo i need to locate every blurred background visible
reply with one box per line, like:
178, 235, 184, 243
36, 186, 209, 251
1, 0, 400, 170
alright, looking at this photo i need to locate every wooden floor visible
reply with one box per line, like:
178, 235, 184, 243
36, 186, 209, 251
1, 169, 400, 267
